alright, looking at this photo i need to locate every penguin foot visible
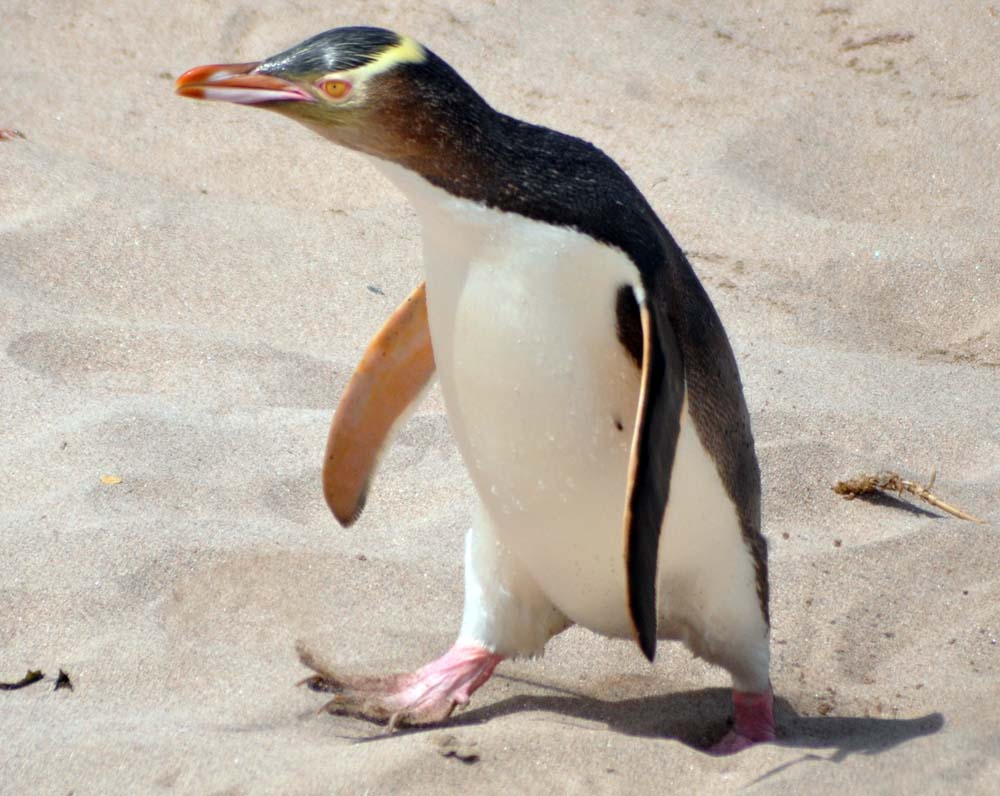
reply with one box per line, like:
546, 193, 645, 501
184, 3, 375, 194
296, 641, 502, 731
708, 686, 776, 755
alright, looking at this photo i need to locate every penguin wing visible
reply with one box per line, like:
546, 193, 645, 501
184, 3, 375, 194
323, 282, 435, 526
623, 283, 685, 662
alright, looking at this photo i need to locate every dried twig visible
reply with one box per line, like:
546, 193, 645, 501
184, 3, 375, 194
833, 471, 986, 524
0, 670, 44, 690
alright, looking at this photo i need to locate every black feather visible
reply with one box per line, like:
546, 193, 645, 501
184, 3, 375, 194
259, 26, 403, 76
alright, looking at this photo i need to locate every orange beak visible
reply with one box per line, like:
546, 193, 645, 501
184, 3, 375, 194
175, 62, 316, 105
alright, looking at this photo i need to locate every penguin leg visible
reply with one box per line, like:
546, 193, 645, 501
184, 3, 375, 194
298, 504, 568, 729
456, 502, 572, 659
704, 603, 775, 754
661, 589, 774, 754
707, 637, 774, 755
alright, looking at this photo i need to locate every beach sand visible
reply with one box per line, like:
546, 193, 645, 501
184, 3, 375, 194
1, 1, 998, 793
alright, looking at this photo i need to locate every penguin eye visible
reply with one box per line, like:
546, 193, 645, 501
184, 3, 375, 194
319, 79, 352, 101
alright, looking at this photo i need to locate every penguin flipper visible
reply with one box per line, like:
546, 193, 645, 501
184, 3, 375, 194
323, 282, 435, 526
623, 285, 685, 662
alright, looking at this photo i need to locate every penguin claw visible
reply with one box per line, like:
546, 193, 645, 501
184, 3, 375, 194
296, 641, 502, 730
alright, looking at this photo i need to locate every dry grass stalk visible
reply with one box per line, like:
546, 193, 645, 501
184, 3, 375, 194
833, 471, 986, 524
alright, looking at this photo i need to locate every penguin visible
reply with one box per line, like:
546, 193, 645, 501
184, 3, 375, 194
176, 26, 774, 753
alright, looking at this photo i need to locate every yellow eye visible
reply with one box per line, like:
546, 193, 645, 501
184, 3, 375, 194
320, 79, 352, 100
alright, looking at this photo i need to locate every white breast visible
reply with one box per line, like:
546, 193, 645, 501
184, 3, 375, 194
373, 160, 756, 643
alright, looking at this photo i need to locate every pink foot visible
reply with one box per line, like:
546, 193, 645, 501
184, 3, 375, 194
296, 641, 502, 731
709, 685, 776, 755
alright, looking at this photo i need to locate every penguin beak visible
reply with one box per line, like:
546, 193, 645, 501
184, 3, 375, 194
175, 62, 316, 105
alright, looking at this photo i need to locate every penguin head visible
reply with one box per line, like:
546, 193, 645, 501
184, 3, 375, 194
176, 26, 490, 165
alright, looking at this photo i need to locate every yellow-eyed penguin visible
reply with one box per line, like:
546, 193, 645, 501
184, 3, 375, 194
176, 26, 774, 753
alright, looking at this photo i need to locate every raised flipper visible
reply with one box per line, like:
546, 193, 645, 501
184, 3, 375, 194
323, 282, 435, 526
622, 282, 685, 662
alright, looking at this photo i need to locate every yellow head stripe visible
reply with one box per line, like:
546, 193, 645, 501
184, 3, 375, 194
349, 35, 426, 81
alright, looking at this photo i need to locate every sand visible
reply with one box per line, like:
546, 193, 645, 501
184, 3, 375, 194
1, 1, 998, 793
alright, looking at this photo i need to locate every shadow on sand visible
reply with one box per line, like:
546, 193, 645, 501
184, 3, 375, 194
847, 490, 943, 520
349, 676, 943, 764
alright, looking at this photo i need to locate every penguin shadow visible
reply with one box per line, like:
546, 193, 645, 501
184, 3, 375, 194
845, 491, 942, 520
365, 675, 943, 763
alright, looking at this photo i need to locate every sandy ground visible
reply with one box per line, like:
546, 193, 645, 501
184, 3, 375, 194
2, 1, 998, 793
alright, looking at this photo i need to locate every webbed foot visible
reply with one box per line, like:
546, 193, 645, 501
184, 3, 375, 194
297, 641, 502, 731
